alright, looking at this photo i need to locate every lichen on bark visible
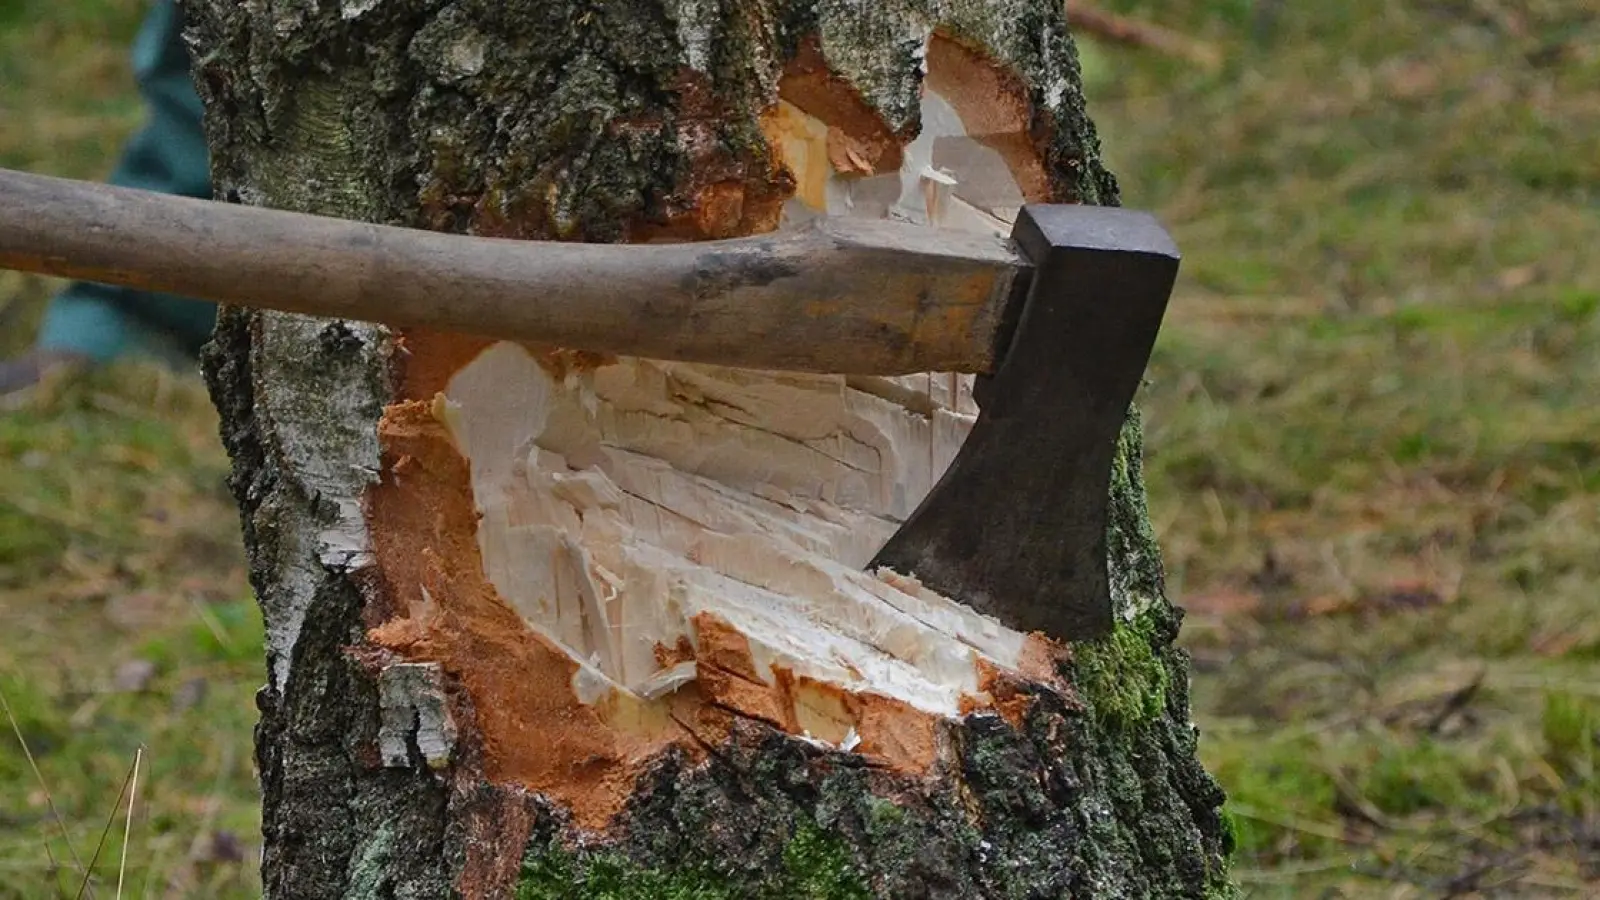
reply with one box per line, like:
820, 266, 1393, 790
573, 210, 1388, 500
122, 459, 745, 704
184, 0, 1234, 896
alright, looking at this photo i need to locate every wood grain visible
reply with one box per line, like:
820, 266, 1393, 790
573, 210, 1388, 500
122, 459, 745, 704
0, 167, 1025, 376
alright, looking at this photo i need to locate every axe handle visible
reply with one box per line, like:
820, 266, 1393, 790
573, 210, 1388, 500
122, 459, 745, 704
0, 167, 1021, 376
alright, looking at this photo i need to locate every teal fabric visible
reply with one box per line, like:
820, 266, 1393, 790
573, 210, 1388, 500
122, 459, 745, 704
35, 0, 216, 364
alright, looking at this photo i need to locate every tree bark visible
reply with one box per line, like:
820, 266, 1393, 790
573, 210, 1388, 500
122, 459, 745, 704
184, 1, 1234, 897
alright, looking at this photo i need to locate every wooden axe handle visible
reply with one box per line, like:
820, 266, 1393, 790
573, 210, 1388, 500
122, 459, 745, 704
0, 167, 1023, 376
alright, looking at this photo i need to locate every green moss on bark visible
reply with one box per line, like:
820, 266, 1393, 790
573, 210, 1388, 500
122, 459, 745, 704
515, 821, 870, 900
1073, 611, 1173, 734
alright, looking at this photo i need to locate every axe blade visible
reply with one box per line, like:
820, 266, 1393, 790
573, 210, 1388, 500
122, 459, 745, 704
869, 204, 1180, 642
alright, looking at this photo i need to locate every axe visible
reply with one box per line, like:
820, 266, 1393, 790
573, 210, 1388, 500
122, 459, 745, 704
0, 166, 1178, 642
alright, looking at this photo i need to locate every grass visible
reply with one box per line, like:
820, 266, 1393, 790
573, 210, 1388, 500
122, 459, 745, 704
2, 9, 262, 895
1, 0, 1597, 896
0, 362, 263, 899
1081, 0, 1600, 894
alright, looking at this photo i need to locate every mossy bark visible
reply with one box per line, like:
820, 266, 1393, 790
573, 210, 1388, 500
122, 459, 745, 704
185, 0, 1234, 897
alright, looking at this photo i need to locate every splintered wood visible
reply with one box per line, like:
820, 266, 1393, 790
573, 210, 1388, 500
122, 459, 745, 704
440, 342, 1011, 713
366, 33, 1067, 827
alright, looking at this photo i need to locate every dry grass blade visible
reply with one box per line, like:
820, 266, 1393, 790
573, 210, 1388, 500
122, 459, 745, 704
74, 749, 141, 900
0, 679, 94, 898
116, 746, 142, 900
185, 594, 234, 653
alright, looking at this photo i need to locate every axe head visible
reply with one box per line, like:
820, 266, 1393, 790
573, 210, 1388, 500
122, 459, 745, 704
869, 204, 1179, 642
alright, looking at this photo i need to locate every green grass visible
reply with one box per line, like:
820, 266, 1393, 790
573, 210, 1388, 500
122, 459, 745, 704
1, 12, 262, 891
2, 0, 1598, 896
1082, 0, 1600, 894
0, 365, 263, 899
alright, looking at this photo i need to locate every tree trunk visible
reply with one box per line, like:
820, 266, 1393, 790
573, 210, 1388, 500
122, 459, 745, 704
184, 1, 1234, 897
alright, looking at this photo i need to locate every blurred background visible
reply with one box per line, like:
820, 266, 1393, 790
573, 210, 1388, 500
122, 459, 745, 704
1, 1, 1596, 896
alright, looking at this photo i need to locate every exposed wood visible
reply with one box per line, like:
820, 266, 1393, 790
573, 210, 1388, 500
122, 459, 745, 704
0, 167, 1020, 376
